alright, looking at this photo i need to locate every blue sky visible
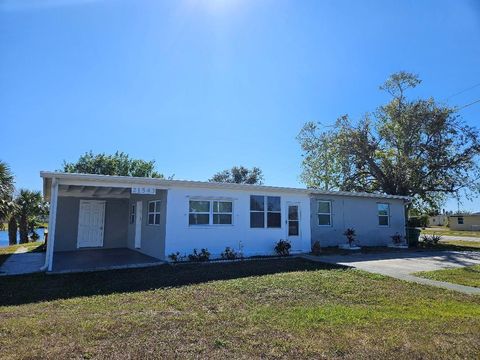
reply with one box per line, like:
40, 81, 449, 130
1, 0, 479, 211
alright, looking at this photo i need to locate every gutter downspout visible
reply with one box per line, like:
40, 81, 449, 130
40, 177, 58, 272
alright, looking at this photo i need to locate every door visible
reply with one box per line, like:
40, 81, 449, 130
77, 200, 106, 248
286, 203, 301, 241
134, 201, 142, 248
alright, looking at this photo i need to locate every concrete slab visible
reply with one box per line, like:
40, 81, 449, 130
0, 252, 45, 276
52, 248, 164, 273
302, 251, 480, 295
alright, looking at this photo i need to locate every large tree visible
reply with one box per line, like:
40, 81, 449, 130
297, 72, 480, 211
209, 166, 264, 185
62, 151, 164, 178
0, 160, 15, 224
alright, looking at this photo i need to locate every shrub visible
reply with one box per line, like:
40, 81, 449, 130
168, 252, 183, 263
343, 228, 356, 246
30, 231, 40, 241
391, 233, 404, 244
311, 240, 321, 256
274, 239, 291, 256
188, 248, 211, 262
220, 247, 238, 260
421, 234, 442, 246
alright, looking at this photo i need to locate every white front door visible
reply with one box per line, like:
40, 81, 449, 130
286, 202, 301, 242
77, 200, 106, 248
134, 201, 142, 248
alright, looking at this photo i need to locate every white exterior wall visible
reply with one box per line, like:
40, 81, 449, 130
164, 186, 312, 258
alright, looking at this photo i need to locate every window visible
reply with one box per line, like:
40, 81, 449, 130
148, 200, 161, 225
378, 203, 390, 226
130, 204, 135, 224
189, 200, 233, 225
317, 200, 332, 226
458, 217, 464, 225
250, 195, 281, 228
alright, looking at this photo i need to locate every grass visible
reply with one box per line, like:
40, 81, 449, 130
417, 239, 480, 252
0, 241, 44, 266
415, 265, 480, 289
422, 228, 480, 238
0, 258, 479, 359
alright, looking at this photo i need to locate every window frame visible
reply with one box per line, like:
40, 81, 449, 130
457, 216, 464, 225
188, 199, 234, 226
129, 203, 136, 224
317, 200, 332, 227
147, 200, 161, 226
249, 195, 282, 229
377, 203, 390, 227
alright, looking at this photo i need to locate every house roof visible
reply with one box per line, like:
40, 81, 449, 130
40, 171, 412, 202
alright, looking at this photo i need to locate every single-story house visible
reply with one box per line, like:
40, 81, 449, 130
40, 172, 410, 272
428, 214, 448, 227
448, 213, 480, 231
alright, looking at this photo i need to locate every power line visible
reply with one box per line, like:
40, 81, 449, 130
457, 98, 480, 110
445, 82, 480, 101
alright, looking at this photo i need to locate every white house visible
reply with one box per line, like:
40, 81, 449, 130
40, 172, 410, 272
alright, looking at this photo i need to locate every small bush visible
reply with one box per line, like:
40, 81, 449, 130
220, 247, 238, 260
391, 233, 404, 244
421, 234, 442, 246
408, 215, 428, 228
311, 240, 321, 256
274, 239, 291, 256
188, 248, 211, 262
343, 228, 356, 246
30, 231, 40, 241
168, 252, 183, 263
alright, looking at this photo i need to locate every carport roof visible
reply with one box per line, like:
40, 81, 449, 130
40, 171, 411, 202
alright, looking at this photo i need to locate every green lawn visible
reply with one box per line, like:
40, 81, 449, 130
418, 239, 480, 252
0, 258, 479, 359
415, 265, 480, 288
0, 241, 44, 266
422, 228, 480, 238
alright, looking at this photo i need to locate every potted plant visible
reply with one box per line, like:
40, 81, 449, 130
339, 228, 361, 250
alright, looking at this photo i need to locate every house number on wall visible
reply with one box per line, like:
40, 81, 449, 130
131, 187, 156, 195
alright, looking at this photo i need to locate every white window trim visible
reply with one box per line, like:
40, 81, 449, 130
188, 199, 234, 226
377, 203, 390, 227
250, 195, 282, 229
147, 200, 161, 226
317, 200, 332, 227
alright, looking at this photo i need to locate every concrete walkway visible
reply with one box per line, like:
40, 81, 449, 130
439, 235, 480, 242
302, 250, 480, 295
0, 251, 45, 276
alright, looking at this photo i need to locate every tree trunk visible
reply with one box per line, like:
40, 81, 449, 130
8, 216, 17, 246
18, 214, 28, 244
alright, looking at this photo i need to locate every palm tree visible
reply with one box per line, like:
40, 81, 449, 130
15, 189, 44, 244
0, 160, 15, 223
8, 215, 17, 245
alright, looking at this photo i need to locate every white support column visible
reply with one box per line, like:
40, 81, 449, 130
46, 178, 59, 272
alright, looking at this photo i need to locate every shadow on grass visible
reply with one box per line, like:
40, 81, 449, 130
0, 258, 345, 306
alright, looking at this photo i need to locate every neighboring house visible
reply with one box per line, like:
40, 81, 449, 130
40, 172, 410, 272
428, 215, 448, 227
448, 213, 480, 231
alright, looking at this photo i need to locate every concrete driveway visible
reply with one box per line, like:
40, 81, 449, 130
303, 250, 480, 295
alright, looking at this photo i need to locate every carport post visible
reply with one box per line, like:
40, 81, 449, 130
46, 177, 59, 271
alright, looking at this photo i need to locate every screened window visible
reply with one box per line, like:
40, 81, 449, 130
189, 200, 233, 225
457, 217, 464, 225
130, 204, 135, 224
317, 200, 332, 226
148, 200, 161, 225
250, 195, 281, 228
378, 203, 390, 226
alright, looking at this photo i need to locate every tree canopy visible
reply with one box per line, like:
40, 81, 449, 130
297, 71, 480, 211
0, 160, 15, 223
209, 166, 264, 185
62, 151, 164, 178
14, 189, 48, 244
